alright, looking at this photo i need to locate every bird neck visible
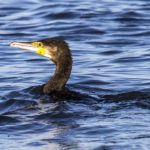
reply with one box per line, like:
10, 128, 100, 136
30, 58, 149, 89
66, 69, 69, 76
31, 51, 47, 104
44, 55, 72, 94
54, 57, 72, 86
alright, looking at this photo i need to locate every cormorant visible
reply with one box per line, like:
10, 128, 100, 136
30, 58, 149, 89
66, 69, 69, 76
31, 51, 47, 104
10, 38, 72, 95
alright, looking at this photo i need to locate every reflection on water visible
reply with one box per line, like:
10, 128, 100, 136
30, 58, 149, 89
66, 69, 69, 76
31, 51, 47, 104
0, 0, 150, 149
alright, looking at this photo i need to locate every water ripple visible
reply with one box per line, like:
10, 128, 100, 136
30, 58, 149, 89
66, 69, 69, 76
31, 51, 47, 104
0, 0, 150, 149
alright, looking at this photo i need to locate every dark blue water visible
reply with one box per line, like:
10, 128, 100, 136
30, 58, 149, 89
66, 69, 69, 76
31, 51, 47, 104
0, 0, 150, 149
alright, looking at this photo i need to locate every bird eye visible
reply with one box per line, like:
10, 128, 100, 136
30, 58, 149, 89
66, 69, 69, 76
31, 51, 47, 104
32, 42, 43, 48
38, 42, 43, 47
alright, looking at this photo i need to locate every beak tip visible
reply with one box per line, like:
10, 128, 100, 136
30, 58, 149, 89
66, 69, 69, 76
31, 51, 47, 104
10, 42, 15, 47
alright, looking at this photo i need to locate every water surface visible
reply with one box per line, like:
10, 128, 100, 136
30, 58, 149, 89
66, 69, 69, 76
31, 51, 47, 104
0, 0, 150, 149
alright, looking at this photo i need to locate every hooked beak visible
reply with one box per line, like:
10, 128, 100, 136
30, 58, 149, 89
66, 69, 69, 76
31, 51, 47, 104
10, 41, 51, 59
10, 42, 37, 52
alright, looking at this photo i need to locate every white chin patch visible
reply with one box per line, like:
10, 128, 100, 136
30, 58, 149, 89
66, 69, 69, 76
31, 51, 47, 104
45, 53, 52, 59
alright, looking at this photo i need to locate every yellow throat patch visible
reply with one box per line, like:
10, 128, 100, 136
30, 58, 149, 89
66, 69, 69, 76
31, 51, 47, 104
36, 47, 46, 56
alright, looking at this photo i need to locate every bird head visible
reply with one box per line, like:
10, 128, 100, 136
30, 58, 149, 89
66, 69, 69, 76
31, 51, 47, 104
10, 38, 71, 64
